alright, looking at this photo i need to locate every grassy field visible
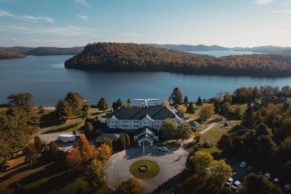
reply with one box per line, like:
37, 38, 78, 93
200, 121, 240, 153
130, 160, 160, 179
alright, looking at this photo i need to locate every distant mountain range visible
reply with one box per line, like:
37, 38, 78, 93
151, 44, 291, 56
1, 44, 291, 59
0, 46, 84, 57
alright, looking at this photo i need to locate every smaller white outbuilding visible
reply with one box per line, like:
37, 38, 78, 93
58, 134, 76, 142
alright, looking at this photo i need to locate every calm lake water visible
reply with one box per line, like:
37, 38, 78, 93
0, 51, 291, 106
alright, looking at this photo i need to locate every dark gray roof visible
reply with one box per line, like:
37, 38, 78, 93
108, 106, 183, 120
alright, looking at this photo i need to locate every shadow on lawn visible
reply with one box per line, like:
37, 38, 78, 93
12, 164, 76, 194
0, 160, 50, 183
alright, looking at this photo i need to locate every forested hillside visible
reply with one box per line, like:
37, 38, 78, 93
65, 43, 291, 77
0, 49, 24, 59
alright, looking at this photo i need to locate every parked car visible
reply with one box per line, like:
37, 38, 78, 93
225, 177, 234, 186
283, 183, 290, 192
273, 178, 280, 183
240, 161, 247, 168
158, 146, 169, 152
264, 172, 271, 179
231, 181, 241, 190
246, 165, 253, 172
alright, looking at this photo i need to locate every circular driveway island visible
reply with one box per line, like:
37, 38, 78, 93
105, 147, 188, 193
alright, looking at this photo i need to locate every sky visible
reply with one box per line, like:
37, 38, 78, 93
0, 0, 291, 47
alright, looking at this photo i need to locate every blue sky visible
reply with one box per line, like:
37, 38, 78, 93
0, 0, 291, 47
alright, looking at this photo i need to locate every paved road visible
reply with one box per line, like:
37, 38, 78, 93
105, 147, 188, 194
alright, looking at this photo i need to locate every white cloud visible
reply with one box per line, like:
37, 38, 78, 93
0, 10, 14, 17
255, 0, 273, 5
78, 14, 88, 20
74, 0, 88, 6
272, 10, 291, 14
0, 24, 101, 36
23, 15, 55, 23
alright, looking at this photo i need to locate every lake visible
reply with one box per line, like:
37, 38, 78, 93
0, 51, 291, 106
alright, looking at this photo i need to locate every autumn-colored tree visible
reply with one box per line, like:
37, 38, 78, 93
199, 103, 214, 121
178, 104, 187, 113
79, 134, 95, 162
189, 151, 213, 176
66, 146, 82, 169
84, 159, 104, 189
96, 143, 112, 161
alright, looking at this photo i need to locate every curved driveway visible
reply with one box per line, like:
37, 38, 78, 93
105, 147, 188, 193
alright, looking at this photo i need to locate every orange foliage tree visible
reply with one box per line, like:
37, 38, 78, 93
79, 134, 96, 162
96, 143, 112, 161
66, 146, 82, 169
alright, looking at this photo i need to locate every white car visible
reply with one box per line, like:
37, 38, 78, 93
273, 178, 280, 183
231, 181, 241, 190
283, 183, 290, 192
225, 177, 234, 186
158, 146, 169, 152
264, 172, 271, 179
240, 161, 247, 168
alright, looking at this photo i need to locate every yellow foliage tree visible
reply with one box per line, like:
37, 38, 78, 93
199, 103, 215, 121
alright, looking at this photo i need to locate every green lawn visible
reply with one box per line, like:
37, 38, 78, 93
43, 118, 84, 134
199, 125, 231, 153
130, 160, 160, 179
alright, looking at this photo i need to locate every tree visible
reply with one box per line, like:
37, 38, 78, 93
114, 135, 127, 151
169, 87, 183, 105
39, 105, 45, 114
207, 160, 232, 186
196, 96, 202, 106
241, 174, 283, 194
278, 137, 291, 162
7, 92, 34, 113
84, 122, 94, 138
55, 99, 73, 123
112, 98, 123, 110
243, 106, 255, 128
81, 104, 90, 119
199, 103, 214, 121
23, 143, 37, 167
223, 92, 232, 104
79, 134, 95, 162
115, 178, 144, 194
96, 143, 112, 160
189, 151, 213, 175
123, 133, 131, 147
184, 96, 189, 105
103, 137, 113, 150
66, 146, 82, 170
84, 159, 104, 189
218, 135, 233, 154
33, 136, 45, 154
159, 119, 178, 141
255, 123, 272, 137
178, 104, 187, 113
177, 122, 192, 139
186, 102, 195, 114
221, 102, 232, 117
97, 97, 109, 112
65, 92, 85, 115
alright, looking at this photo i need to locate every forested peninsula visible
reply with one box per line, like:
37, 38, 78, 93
64, 43, 291, 77
0, 49, 24, 59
